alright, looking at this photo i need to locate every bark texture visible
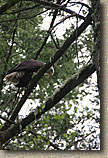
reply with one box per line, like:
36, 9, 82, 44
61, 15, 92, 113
91, 0, 100, 92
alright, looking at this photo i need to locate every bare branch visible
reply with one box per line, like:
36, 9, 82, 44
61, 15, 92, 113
4, 4, 40, 14
0, 8, 50, 23
33, 0, 85, 20
69, 1, 91, 10
29, 130, 60, 150
1, 13, 92, 132
12, 13, 92, 121
0, 1, 22, 95
35, 14, 76, 55
0, 63, 96, 144
0, 0, 86, 21
0, 115, 16, 125
49, 14, 75, 32
35, 0, 61, 59
0, 0, 21, 15
66, 130, 96, 150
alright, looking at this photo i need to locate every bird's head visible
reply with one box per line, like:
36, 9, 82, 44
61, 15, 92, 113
45, 66, 54, 77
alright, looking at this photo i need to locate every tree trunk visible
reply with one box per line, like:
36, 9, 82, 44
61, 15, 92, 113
91, 0, 100, 93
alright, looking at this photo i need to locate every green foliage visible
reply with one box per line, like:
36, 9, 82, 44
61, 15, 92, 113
0, 0, 100, 150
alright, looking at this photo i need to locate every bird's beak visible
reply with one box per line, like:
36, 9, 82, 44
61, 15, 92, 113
49, 72, 53, 77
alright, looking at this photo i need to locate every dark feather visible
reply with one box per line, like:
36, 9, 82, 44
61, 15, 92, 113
7, 60, 45, 74
5, 60, 46, 87
16, 73, 32, 87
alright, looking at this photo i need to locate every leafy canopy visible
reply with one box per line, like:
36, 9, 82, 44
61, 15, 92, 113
0, 0, 100, 150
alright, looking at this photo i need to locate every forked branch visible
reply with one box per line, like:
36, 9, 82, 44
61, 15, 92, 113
0, 63, 96, 145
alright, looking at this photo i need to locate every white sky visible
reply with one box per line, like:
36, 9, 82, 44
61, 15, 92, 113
41, 0, 90, 38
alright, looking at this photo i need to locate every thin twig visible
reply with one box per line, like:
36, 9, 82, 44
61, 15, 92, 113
69, 1, 91, 10
0, 63, 95, 144
0, 13, 93, 142
34, 0, 61, 59
34, 0, 85, 20
4, 4, 40, 14
0, 8, 50, 23
29, 130, 61, 150
0, 115, 16, 125
66, 130, 96, 149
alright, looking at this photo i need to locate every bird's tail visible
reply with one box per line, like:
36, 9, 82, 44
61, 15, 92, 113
4, 72, 19, 85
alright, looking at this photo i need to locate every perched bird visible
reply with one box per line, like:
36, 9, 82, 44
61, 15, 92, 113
4, 60, 54, 87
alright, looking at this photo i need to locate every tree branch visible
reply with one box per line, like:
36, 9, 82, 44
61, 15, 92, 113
12, 13, 92, 119
1, 12, 92, 132
0, 115, 16, 125
0, 0, 21, 15
33, 0, 85, 20
69, 2, 91, 10
0, 8, 50, 23
0, 1, 22, 96
66, 130, 96, 150
0, 0, 86, 21
0, 63, 96, 144
34, 0, 62, 59
4, 4, 40, 15
29, 130, 60, 150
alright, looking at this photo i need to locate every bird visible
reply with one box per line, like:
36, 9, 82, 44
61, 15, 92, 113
4, 59, 54, 87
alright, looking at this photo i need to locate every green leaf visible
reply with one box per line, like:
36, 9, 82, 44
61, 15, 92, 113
74, 106, 77, 113
63, 133, 66, 138
37, 135, 41, 139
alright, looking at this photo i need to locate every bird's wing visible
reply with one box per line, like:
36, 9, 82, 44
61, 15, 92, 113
7, 60, 45, 74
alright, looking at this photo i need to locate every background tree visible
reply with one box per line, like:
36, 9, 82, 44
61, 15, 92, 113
0, 0, 100, 150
